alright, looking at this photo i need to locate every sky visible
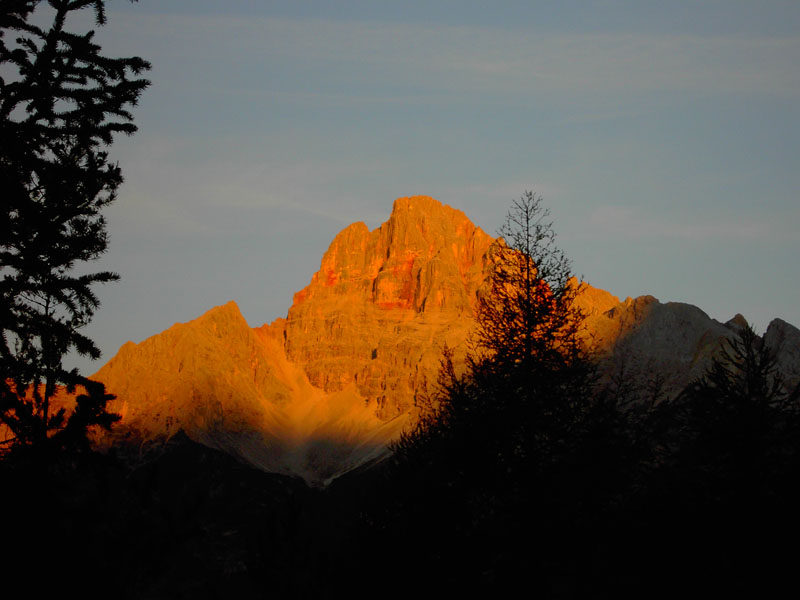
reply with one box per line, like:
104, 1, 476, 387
46, 0, 800, 375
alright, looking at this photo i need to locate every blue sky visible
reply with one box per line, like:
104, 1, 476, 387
53, 1, 800, 374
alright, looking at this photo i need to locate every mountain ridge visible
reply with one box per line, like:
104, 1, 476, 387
80, 196, 799, 485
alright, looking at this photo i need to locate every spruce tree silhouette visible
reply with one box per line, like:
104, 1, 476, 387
636, 322, 800, 597
1, 3, 150, 596
374, 192, 602, 596
663, 322, 800, 510
0, 0, 150, 456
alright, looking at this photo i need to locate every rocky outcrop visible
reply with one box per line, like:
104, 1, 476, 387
765, 318, 800, 390
586, 295, 736, 399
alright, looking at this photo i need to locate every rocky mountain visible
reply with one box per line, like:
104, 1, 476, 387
278, 195, 495, 419
91, 300, 405, 486
85, 195, 799, 485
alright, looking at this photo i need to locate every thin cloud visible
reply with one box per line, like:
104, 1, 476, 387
585, 205, 794, 243
108, 14, 799, 100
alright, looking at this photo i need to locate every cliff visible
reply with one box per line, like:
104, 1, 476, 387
281, 196, 494, 419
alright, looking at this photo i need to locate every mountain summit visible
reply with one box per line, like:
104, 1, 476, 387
93, 195, 503, 484
281, 195, 494, 419
86, 196, 799, 484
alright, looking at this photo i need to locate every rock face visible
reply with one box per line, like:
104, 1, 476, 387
84, 195, 799, 484
585, 295, 736, 398
96, 301, 291, 443
765, 318, 800, 390
93, 301, 406, 486
281, 196, 494, 419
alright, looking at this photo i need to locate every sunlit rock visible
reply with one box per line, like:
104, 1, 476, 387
93, 301, 405, 486
283, 195, 495, 419
80, 195, 799, 484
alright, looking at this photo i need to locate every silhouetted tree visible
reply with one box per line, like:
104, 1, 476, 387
399, 192, 594, 479
665, 322, 800, 491
474, 191, 586, 371
630, 322, 800, 597
0, 0, 150, 454
470, 191, 595, 468
380, 192, 602, 594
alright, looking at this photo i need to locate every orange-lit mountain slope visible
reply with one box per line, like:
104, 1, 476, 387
87, 195, 798, 484
92, 300, 405, 485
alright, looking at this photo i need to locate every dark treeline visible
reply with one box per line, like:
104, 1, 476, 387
356, 322, 800, 599
4, 194, 800, 599
343, 195, 800, 599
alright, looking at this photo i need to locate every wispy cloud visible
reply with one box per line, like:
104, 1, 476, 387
108, 132, 401, 235
112, 14, 799, 100
585, 204, 796, 243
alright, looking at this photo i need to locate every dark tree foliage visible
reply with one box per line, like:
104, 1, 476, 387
474, 190, 585, 371
0, 0, 150, 454
663, 322, 800, 492
618, 322, 800, 598
362, 194, 800, 598
680, 322, 797, 415
396, 192, 596, 473
376, 193, 610, 595
468, 191, 595, 465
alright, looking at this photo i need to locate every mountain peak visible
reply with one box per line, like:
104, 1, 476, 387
725, 313, 750, 331
389, 194, 470, 220
80, 195, 800, 485
284, 196, 494, 417
199, 300, 243, 319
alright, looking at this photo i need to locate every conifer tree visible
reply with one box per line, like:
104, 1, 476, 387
0, 0, 150, 453
405, 192, 594, 473
475, 191, 584, 370
395, 191, 594, 469
470, 191, 592, 437
381, 193, 599, 594
669, 322, 800, 482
